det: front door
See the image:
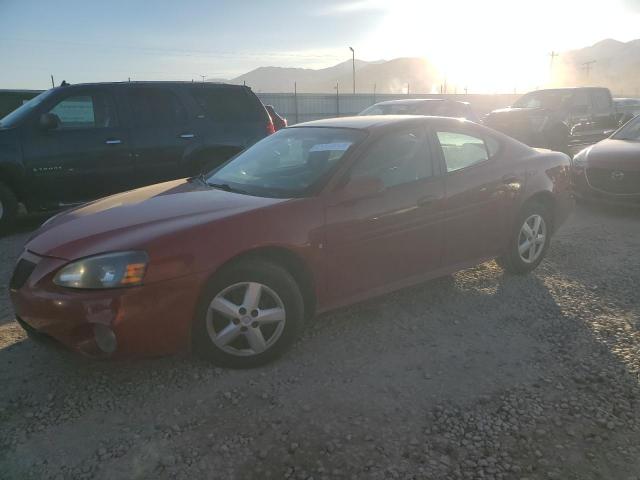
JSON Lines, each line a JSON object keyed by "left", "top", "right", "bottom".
{"left": 324, "top": 124, "right": 445, "bottom": 305}
{"left": 21, "top": 88, "right": 132, "bottom": 207}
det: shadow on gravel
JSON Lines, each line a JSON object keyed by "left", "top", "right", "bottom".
{"left": 2, "top": 215, "right": 640, "bottom": 478}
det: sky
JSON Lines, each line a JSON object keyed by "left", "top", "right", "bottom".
{"left": 1, "top": 0, "right": 640, "bottom": 90}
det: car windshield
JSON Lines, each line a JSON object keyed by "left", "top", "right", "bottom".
{"left": 612, "top": 115, "right": 640, "bottom": 140}
{"left": 513, "top": 90, "right": 573, "bottom": 109}
{"left": 205, "top": 127, "right": 365, "bottom": 198}
{"left": 360, "top": 102, "right": 443, "bottom": 116}
{"left": 0, "top": 89, "right": 53, "bottom": 128}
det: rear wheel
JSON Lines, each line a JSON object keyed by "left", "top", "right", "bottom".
{"left": 0, "top": 181, "right": 18, "bottom": 234}
{"left": 497, "top": 201, "right": 551, "bottom": 274}
{"left": 192, "top": 260, "right": 304, "bottom": 368}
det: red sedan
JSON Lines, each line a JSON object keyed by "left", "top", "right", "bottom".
{"left": 10, "top": 116, "right": 573, "bottom": 367}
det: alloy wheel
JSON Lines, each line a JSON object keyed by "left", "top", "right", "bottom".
{"left": 518, "top": 214, "right": 547, "bottom": 264}
{"left": 206, "top": 282, "right": 286, "bottom": 357}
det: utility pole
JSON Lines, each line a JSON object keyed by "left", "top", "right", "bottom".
{"left": 349, "top": 46, "right": 355, "bottom": 94}
{"left": 549, "top": 51, "right": 559, "bottom": 76}
{"left": 336, "top": 82, "right": 340, "bottom": 116}
{"left": 294, "top": 81, "right": 299, "bottom": 124}
{"left": 582, "top": 60, "right": 596, "bottom": 80}
{"left": 50, "top": 75, "right": 55, "bottom": 88}
{"left": 200, "top": 75, "right": 206, "bottom": 83}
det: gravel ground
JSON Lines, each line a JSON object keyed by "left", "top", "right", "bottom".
{"left": 1, "top": 203, "right": 639, "bottom": 480}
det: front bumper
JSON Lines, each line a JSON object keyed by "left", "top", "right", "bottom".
{"left": 9, "top": 251, "right": 208, "bottom": 358}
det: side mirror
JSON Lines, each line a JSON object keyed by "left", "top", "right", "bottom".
{"left": 333, "top": 175, "right": 383, "bottom": 205}
{"left": 39, "top": 113, "right": 60, "bottom": 131}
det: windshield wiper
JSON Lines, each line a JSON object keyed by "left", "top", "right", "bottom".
{"left": 206, "top": 181, "right": 248, "bottom": 194}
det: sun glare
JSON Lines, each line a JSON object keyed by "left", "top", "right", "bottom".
{"left": 359, "top": 0, "right": 636, "bottom": 93}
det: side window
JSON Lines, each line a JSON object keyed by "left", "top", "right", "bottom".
{"left": 49, "top": 93, "right": 117, "bottom": 129}
{"left": 350, "top": 127, "right": 431, "bottom": 188}
{"left": 190, "top": 88, "right": 258, "bottom": 121}
{"left": 592, "top": 90, "right": 612, "bottom": 113}
{"left": 436, "top": 131, "right": 489, "bottom": 173}
{"left": 128, "top": 89, "right": 187, "bottom": 127}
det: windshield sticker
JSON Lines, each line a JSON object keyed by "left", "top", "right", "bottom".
{"left": 309, "top": 142, "right": 352, "bottom": 152}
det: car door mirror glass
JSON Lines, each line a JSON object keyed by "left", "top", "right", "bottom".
{"left": 39, "top": 112, "right": 60, "bottom": 130}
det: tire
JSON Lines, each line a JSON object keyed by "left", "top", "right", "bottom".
{"left": 0, "top": 181, "right": 18, "bottom": 234}
{"left": 192, "top": 260, "right": 305, "bottom": 368}
{"left": 497, "top": 201, "right": 552, "bottom": 274}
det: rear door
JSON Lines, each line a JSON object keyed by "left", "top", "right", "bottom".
{"left": 590, "top": 89, "right": 618, "bottom": 138}
{"left": 433, "top": 125, "right": 516, "bottom": 267}
{"left": 125, "top": 86, "right": 196, "bottom": 187}
{"left": 21, "top": 87, "right": 133, "bottom": 205}
{"left": 189, "top": 85, "right": 270, "bottom": 157}
{"left": 567, "top": 90, "right": 597, "bottom": 145}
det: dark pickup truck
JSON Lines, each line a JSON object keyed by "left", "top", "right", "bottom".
{"left": 0, "top": 81, "right": 275, "bottom": 232}
{"left": 483, "top": 87, "right": 620, "bottom": 153}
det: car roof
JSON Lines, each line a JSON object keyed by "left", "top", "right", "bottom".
{"left": 48, "top": 81, "right": 248, "bottom": 91}
{"left": 293, "top": 115, "right": 471, "bottom": 130}
{"left": 370, "top": 98, "right": 469, "bottom": 106}
{"left": 526, "top": 87, "right": 608, "bottom": 93}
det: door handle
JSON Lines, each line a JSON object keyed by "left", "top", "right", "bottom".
{"left": 179, "top": 133, "right": 195, "bottom": 139}
{"left": 501, "top": 175, "right": 521, "bottom": 184}
{"left": 501, "top": 175, "right": 522, "bottom": 191}
{"left": 105, "top": 139, "right": 122, "bottom": 145}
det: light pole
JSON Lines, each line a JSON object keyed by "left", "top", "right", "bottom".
{"left": 349, "top": 46, "right": 355, "bottom": 94}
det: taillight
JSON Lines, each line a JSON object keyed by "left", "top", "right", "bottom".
{"left": 266, "top": 120, "right": 276, "bottom": 135}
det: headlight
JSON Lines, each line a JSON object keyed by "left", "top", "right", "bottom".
{"left": 53, "top": 251, "right": 148, "bottom": 289}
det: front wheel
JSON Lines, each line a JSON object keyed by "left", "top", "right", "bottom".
{"left": 192, "top": 260, "right": 305, "bottom": 368}
{"left": 497, "top": 202, "right": 551, "bottom": 274}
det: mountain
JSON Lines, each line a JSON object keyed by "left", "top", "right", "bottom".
{"left": 552, "top": 38, "right": 640, "bottom": 95}
{"left": 219, "top": 38, "right": 640, "bottom": 95}
{"left": 228, "top": 57, "right": 441, "bottom": 94}
{"left": 229, "top": 59, "right": 372, "bottom": 93}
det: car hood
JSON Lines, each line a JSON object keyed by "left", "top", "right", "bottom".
{"left": 582, "top": 139, "right": 640, "bottom": 170}
{"left": 26, "top": 179, "right": 286, "bottom": 260}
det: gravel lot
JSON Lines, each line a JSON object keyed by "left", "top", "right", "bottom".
{"left": 1, "top": 203, "right": 639, "bottom": 480}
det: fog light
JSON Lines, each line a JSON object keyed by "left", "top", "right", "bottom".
{"left": 93, "top": 324, "right": 117, "bottom": 354}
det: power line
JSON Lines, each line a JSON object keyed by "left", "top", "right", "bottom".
{"left": 0, "top": 36, "right": 345, "bottom": 61}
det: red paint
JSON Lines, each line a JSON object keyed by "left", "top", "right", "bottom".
{"left": 10, "top": 117, "right": 574, "bottom": 358}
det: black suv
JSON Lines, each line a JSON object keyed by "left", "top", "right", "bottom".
{"left": 483, "top": 87, "right": 620, "bottom": 153}
{"left": 0, "top": 81, "right": 274, "bottom": 231}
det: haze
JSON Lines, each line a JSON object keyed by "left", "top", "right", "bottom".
{"left": 1, "top": 0, "right": 639, "bottom": 91}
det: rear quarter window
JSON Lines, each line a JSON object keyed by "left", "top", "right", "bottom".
{"left": 190, "top": 87, "right": 264, "bottom": 122}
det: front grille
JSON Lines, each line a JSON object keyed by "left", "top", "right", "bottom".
{"left": 586, "top": 168, "right": 640, "bottom": 195}
{"left": 10, "top": 259, "right": 37, "bottom": 290}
